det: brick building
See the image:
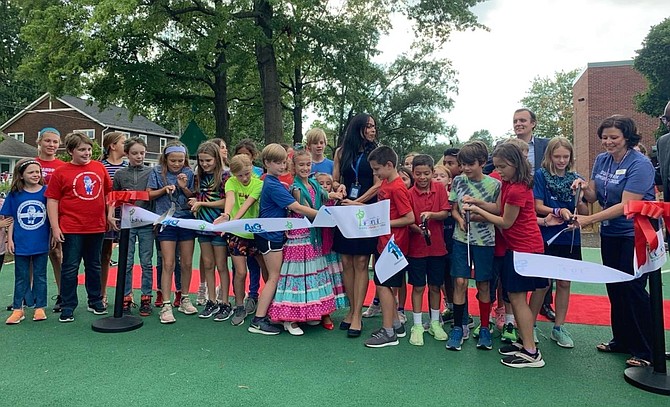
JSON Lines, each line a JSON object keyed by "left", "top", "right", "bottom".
{"left": 0, "top": 93, "right": 178, "bottom": 167}
{"left": 573, "top": 60, "right": 658, "bottom": 177}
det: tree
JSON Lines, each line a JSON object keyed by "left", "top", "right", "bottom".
{"left": 468, "top": 129, "right": 494, "bottom": 152}
{"left": 520, "top": 69, "right": 579, "bottom": 141}
{"left": 634, "top": 17, "right": 670, "bottom": 130}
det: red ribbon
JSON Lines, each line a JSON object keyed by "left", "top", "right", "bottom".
{"left": 107, "top": 191, "right": 150, "bottom": 207}
{"left": 623, "top": 201, "right": 670, "bottom": 268}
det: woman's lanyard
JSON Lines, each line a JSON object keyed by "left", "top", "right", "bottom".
{"left": 602, "top": 149, "right": 631, "bottom": 209}
{"left": 350, "top": 153, "right": 364, "bottom": 199}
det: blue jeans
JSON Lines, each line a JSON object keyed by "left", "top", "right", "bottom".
{"left": 61, "top": 233, "right": 104, "bottom": 312}
{"left": 155, "top": 239, "right": 181, "bottom": 291}
{"left": 13, "top": 253, "right": 48, "bottom": 309}
{"left": 124, "top": 225, "right": 154, "bottom": 296}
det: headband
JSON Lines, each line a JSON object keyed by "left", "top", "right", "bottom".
{"left": 39, "top": 127, "right": 60, "bottom": 137}
{"left": 164, "top": 145, "right": 187, "bottom": 155}
{"left": 18, "top": 160, "right": 41, "bottom": 173}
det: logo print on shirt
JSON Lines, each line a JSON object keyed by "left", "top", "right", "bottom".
{"left": 17, "top": 200, "right": 47, "bottom": 231}
{"left": 72, "top": 171, "right": 103, "bottom": 201}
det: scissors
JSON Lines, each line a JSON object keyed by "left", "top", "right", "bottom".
{"left": 154, "top": 188, "right": 177, "bottom": 233}
{"left": 569, "top": 185, "right": 581, "bottom": 253}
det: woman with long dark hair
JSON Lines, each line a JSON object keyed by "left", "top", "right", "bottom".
{"left": 331, "top": 113, "right": 381, "bottom": 337}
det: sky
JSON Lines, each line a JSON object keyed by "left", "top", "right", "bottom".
{"left": 374, "top": 0, "right": 670, "bottom": 143}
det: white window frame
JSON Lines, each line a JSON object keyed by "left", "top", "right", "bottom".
{"left": 159, "top": 137, "right": 167, "bottom": 151}
{"left": 74, "top": 129, "right": 95, "bottom": 139}
{"left": 8, "top": 132, "right": 24, "bottom": 142}
{"left": 138, "top": 134, "right": 148, "bottom": 144}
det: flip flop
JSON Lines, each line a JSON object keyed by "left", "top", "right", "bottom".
{"left": 596, "top": 342, "right": 625, "bottom": 353}
{"left": 625, "top": 356, "right": 652, "bottom": 368}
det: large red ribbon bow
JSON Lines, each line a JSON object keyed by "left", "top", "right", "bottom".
{"left": 623, "top": 201, "right": 670, "bottom": 268}
{"left": 107, "top": 191, "right": 150, "bottom": 207}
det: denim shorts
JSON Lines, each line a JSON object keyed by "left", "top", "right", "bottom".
{"left": 450, "top": 240, "right": 494, "bottom": 281}
{"left": 254, "top": 235, "right": 285, "bottom": 255}
{"left": 500, "top": 250, "right": 549, "bottom": 294}
{"left": 156, "top": 225, "right": 196, "bottom": 242}
{"left": 408, "top": 256, "right": 446, "bottom": 287}
{"left": 198, "top": 233, "right": 227, "bottom": 247}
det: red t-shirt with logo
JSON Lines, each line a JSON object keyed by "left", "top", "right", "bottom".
{"left": 489, "top": 171, "right": 507, "bottom": 257}
{"left": 500, "top": 180, "right": 544, "bottom": 254}
{"left": 408, "top": 180, "right": 449, "bottom": 258}
{"left": 45, "top": 161, "right": 112, "bottom": 234}
{"left": 377, "top": 176, "right": 412, "bottom": 254}
{"left": 35, "top": 157, "right": 66, "bottom": 185}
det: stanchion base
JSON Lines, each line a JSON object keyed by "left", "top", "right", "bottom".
{"left": 91, "top": 315, "right": 144, "bottom": 333}
{"left": 624, "top": 366, "right": 670, "bottom": 396}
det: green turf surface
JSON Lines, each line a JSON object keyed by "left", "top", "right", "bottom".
{"left": 1, "top": 246, "right": 669, "bottom": 406}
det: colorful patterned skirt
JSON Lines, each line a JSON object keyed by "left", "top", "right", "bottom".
{"left": 325, "top": 252, "right": 349, "bottom": 310}
{"left": 268, "top": 230, "right": 336, "bottom": 322}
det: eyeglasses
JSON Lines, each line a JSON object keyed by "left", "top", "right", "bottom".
{"left": 660, "top": 116, "right": 670, "bottom": 125}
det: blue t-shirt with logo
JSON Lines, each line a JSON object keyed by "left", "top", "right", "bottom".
{"left": 258, "top": 174, "right": 296, "bottom": 242}
{"left": 533, "top": 168, "right": 582, "bottom": 246}
{"left": 591, "top": 150, "right": 655, "bottom": 237}
{"left": 311, "top": 158, "right": 334, "bottom": 175}
{"left": 0, "top": 186, "right": 50, "bottom": 255}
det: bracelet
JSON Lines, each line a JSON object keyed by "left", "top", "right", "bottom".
{"left": 543, "top": 217, "right": 548, "bottom": 227}
{"left": 553, "top": 207, "right": 560, "bottom": 216}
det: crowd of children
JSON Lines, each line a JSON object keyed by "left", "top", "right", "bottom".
{"left": 2, "top": 114, "right": 597, "bottom": 370}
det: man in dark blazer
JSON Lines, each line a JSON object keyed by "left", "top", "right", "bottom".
{"left": 512, "top": 108, "right": 549, "bottom": 172}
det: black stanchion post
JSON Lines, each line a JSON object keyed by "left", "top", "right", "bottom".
{"left": 623, "top": 268, "right": 670, "bottom": 395}
{"left": 91, "top": 227, "right": 144, "bottom": 333}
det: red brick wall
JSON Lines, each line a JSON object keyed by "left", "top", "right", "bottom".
{"left": 573, "top": 63, "right": 658, "bottom": 177}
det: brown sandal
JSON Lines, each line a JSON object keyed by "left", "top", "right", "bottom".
{"left": 625, "top": 356, "right": 652, "bottom": 368}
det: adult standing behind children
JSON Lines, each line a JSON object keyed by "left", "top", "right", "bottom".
{"left": 34, "top": 127, "right": 65, "bottom": 313}
{"left": 46, "top": 132, "right": 113, "bottom": 322}
{"left": 332, "top": 113, "right": 381, "bottom": 337}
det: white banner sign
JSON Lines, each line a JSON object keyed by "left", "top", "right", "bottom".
{"left": 311, "top": 200, "right": 390, "bottom": 238}
{"left": 634, "top": 227, "right": 667, "bottom": 275}
{"left": 514, "top": 251, "right": 637, "bottom": 283}
{"left": 374, "top": 234, "right": 408, "bottom": 284}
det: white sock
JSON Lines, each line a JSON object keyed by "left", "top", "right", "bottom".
{"left": 505, "top": 314, "right": 515, "bottom": 325}
{"left": 413, "top": 312, "right": 422, "bottom": 325}
{"left": 430, "top": 308, "right": 440, "bottom": 322}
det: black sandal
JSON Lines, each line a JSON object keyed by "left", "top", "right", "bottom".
{"left": 625, "top": 356, "right": 652, "bottom": 368}
{"left": 596, "top": 342, "right": 624, "bottom": 353}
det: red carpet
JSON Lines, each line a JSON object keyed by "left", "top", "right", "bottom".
{"left": 84, "top": 266, "right": 670, "bottom": 329}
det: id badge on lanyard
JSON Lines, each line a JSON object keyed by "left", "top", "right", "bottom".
{"left": 350, "top": 153, "right": 364, "bottom": 199}
{"left": 350, "top": 183, "right": 360, "bottom": 199}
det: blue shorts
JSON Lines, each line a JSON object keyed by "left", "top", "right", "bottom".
{"left": 408, "top": 256, "right": 446, "bottom": 287}
{"left": 500, "top": 250, "right": 549, "bottom": 293}
{"left": 450, "top": 241, "right": 494, "bottom": 281}
{"left": 254, "top": 235, "right": 285, "bottom": 255}
{"left": 156, "top": 225, "right": 196, "bottom": 242}
{"left": 198, "top": 233, "right": 227, "bottom": 247}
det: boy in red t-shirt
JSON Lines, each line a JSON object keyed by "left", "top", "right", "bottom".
{"left": 363, "top": 146, "right": 414, "bottom": 348}
{"left": 46, "top": 132, "right": 113, "bottom": 322}
{"left": 406, "top": 154, "right": 451, "bottom": 346}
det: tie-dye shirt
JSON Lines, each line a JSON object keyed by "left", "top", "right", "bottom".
{"left": 449, "top": 174, "right": 500, "bottom": 247}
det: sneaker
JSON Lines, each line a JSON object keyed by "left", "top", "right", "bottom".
{"left": 467, "top": 317, "right": 475, "bottom": 329}
{"left": 213, "top": 303, "right": 233, "bottom": 322}
{"left": 244, "top": 296, "right": 258, "bottom": 315}
{"left": 59, "top": 310, "right": 74, "bottom": 323}
{"left": 5, "top": 310, "right": 25, "bottom": 324}
{"left": 231, "top": 306, "right": 246, "bottom": 326}
{"left": 364, "top": 328, "right": 399, "bottom": 348}
{"left": 362, "top": 303, "right": 381, "bottom": 318}
{"left": 177, "top": 296, "right": 197, "bottom": 315}
{"left": 248, "top": 316, "right": 281, "bottom": 335}
{"left": 446, "top": 327, "right": 464, "bottom": 351}
{"left": 160, "top": 304, "right": 176, "bottom": 324}
{"left": 215, "top": 286, "right": 225, "bottom": 303}
{"left": 173, "top": 291, "right": 182, "bottom": 307}
{"left": 33, "top": 308, "right": 47, "bottom": 321}
{"left": 87, "top": 302, "right": 108, "bottom": 315}
{"left": 551, "top": 326, "right": 575, "bottom": 348}
{"left": 199, "top": 300, "right": 219, "bottom": 319}
{"left": 154, "top": 290, "right": 164, "bottom": 307}
{"left": 409, "top": 324, "right": 424, "bottom": 346}
{"left": 534, "top": 326, "right": 540, "bottom": 344}
{"left": 122, "top": 295, "right": 134, "bottom": 315}
{"left": 501, "top": 348, "right": 545, "bottom": 368}
{"left": 477, "top": 326, "right": 493, "bottom": 350}
{"left": 5, "top": 304, "right": 11, "bottom": 311}
{"left": 462, "top": 325, "right": 470, "bottom": 340}
{"left": 441, "top": 307, "right": 454, "bottom": 322}
{"left": 52, "top": 295, "right": 62, "bottom": 313}
{"left": 428, "top": 320, "right": 448, "bottom": 341}
{"left": 501, "top": 323, "right": 518, "bottom": 344}
{"left": 395, "top": 323, "right": 406, "bottom": 338}
{"left": 494, "top": 307, "right": 505, "bottom": 332}
{"left": 110, "top": 259, "right": 118, "bottom": 267}
{"left": 139, "top": 295, "right": 152, "bottom": 317}
{"left": 540, "top": 303, "right": 556, "bottom": 322}
{"left": 397, "top": 311, "right": 407, "bottom": 324}
{"left": 498, "top": 341, "right": 524, "bottom": 356}
{"left": 473, "top": 323, "right": 481, "bottom": 339}
{"left": 196, "top": 285, "right": 207, "bottom": 306}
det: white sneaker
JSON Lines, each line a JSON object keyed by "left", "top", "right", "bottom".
{"left": 160, "top": 304, "right": 176, "bottom": 324}
{"left": 178, "top": 296, "right": 198, "bottom": 315}
{"left": 362, "top": 303, "right": 381, "bottom": 318}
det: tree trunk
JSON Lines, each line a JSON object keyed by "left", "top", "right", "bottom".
{"left": 254, "top": 0, "right": 283, "bottom": 145}
{"left": 213, "top": 65, "right": 230, "bottom": 145}
{"left": 292, "top": 67, "right": 303, "bottom": 145}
